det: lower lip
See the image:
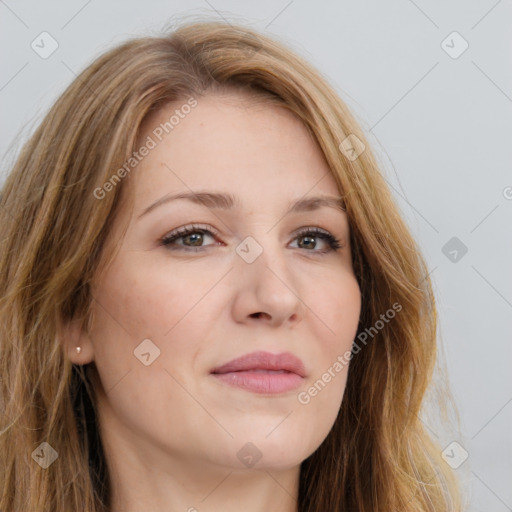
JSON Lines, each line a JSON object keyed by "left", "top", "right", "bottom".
{"left": 212, "top": 370, "right": 303, "bottom": 394}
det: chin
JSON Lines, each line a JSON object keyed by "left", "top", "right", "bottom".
{"left": 231, "top": 430, "right": 321, "bottom": 471}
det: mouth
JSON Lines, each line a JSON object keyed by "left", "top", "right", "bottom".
{"left": 210, "top": 351, "right": 306, "bottom": 394}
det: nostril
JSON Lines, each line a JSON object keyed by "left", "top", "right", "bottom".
{"left": 250, "top": 312, "right": 265, "bottom": 319}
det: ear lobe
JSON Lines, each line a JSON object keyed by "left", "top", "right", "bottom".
{"left": 59, "top": 317, "right": 95, "bottom": 365}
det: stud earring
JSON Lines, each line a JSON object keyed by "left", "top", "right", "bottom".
{"left": 75, "top": 346, "right": 82, "bottom": 354}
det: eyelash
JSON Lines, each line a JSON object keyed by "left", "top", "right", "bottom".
{"left": 160, "top": 224, "right": 343, "bottom": 255}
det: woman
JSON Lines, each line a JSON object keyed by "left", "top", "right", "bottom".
{"left": 0, "top": 20, "right": 463, "bottom": 511}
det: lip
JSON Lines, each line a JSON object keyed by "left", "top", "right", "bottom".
{"left": 210, "top": 351, "right": 306, "bottom": 395}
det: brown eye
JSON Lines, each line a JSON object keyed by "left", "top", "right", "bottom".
{"left": 161, "top": 225, "right": 219, "bottom": 251}
{"left": 160, "top": 225, "right": 342, "bottom": 255}
{"left": 291, "top": 228, "right": 343, "bottom": 254}
{"left": 297, "top": 234, "right": 317, "bottom": 250}
{"left": 181, "top": 232, "right": 205, "bottom": 247}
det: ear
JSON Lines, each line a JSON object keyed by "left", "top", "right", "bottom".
{"left": 58, "top": 316, "right": 95, "bottom": 365}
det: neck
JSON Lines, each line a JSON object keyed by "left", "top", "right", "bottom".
{"left": 109, "top": 459, "right": 300, "bottom": 512}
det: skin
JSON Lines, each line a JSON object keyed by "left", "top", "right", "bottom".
{"left": 64, "top": 91, "right": 362, "bottom": 512}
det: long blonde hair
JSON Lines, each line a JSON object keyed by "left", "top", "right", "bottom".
{"left": 0, "top": 20, "right": 463, "bottom": 511}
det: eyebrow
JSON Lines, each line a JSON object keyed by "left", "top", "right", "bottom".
{"left": 137, "top": 191, "right": 346, "bottom": 219}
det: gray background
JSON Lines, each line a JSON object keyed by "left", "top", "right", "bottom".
{"left": 1, "top": 1, "right": 511, "bottom": 510}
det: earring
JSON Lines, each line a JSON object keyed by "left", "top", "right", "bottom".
{"left": 75, "top": 346, "right": 82, "bottom": 354}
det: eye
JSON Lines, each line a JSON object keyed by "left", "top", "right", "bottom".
{"left": 290, "top": 227, "right": 343, "bottom": 254}
{"left": 160, "top": 224, "right": 343, "bottom": 254}
{"left": 160, "top": 224, "right": 220, "bottom": 252}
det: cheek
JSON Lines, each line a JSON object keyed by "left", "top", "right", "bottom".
{"left": 89, "top": 256, "right": 233, "bottom": 394}
{"left": 96, "top": 257, "right": 222, "bottom": 339}
{"left": 300, "top": 272, "right": 360, "bottom": 408}
{"left": 88, "top": 259, "right": 219, "bottom": 434}
{"left": 308, "top": 271, "right": 361, "bottom": 351}
{"left": 88, "top": 261, "right": 199, "bottom": 388}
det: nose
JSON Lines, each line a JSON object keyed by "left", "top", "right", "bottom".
{"left": 230, "top": 236, "right": 304, "bottom": 328}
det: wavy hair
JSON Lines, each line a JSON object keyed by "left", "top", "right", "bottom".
{"left": 0, "top": 19, "right": 463, "bottom": 511}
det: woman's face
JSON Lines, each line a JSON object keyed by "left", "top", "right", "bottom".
{"left": 72, "top": 92, "right": 361, "bottom": 475}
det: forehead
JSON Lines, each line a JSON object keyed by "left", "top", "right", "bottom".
{"left": 129, "top": 92, "right": 340, "bottom": 212}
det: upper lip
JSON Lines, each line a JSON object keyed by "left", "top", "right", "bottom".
{"left": 211, "top": 351, "right": 306, "bottom": 378}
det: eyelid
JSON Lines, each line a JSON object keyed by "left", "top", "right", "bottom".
{"left": 293, "top": 225, "right": 330, "bottom": 236}
{"left": 163, "top": 223, "right": 220, "bottom": 239}
{"left": 160, "top": 223, "right": 344, "bottom": 254}
{"left": 160, "top": 223, "right": 222, "bottom": 248}
{"left": 162, "top": 224, "right": 332, "bottom": 243}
